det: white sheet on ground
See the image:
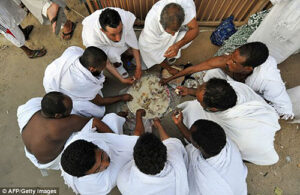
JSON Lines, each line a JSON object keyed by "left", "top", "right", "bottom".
{"left": 82, "top": 8, "right": 138, "bottom": 64}
{"left": 178, "top": 81, "right": 281, "bottom": 165}
{"left": 43, "top": 46, "right": 106, "bottom": 118}
{"left": 186, "top": 139, "right": 247, "bottom": 195}
{"left": 117, "top": 138, "right": 189, "bottom": 195}
{"left": 61, "top": 118, "right": 137, "bottom": 195}
{"left": 139, "top": 0, "right": 196, "bottom": 68}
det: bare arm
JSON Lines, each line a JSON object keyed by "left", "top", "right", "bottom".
{"left": 174, "top": 18, "right": 199, "bottom": 50}
{"left": 90, "top": 94, "right": 133, "bottom": 106}
{"left": 92, "top": 118, "right": 114, "bottom": 133}
{"left": 164, "top": 18, "right": 199, "bottom": 58}
{"left": 132, "top": 48, "right": 142, "bottom": 80}
{"left": 133, "top": 109, "right": 146, "bottom": 136}
{"left": 105, "top": 60, "right": 135, "bottom": 84}
{"left": 161, "top": 56, "right": 228, "bottom": 84}
{"left": 153, "top": 118, "right": 169, "bottom": 141}
{"left": 176, "top": 86, "right": 197, "bottom": 97}
{"left": 171, "top": 111, "right": 191, "bottom": 142}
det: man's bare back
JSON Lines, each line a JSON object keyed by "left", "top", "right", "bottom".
{"left": 22, "top": 111, "right": 89, "bottom": 164}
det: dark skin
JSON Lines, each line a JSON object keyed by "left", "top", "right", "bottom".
{"left": 21, "top": 95, "right": 115, "bottom": 164}
{"left": 21, "top": 96, "right": 90, "bottom": 164}
{"left": 87, "top": 65, "right": 134, "bottom": 106}
{"left": 85, "top": 109, "right": 146, "bottom": 175}
{"left": 171, "top": 111, "right": 212, "bottom": 159}
{"left": 175, "top": 84, "right": 219, "bottom": 112}
{"left": 160, "top": 49, "right": 254, "bottom": 84}
{"left": 153, "top": 118, "right": 170, "bottom": 141}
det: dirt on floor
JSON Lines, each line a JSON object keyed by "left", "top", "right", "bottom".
{"left": 0, "top": 1, "right": 299, "bottom": 195}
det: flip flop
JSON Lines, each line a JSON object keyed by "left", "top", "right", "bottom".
{"left": 28, "top": 48, "right": 47, "bottom": 59}
{"left": 62, "top": 22, "right": 76, "bottom": 40}
{"left": 49, "top": 7, "right": 67, "bottom": 35}
{"left": 116, "top": 65, "right": 129, "bottom": 78}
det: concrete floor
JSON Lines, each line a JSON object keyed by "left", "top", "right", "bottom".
{"left": 0, "top": 1, "right": 299, "bottom": 195}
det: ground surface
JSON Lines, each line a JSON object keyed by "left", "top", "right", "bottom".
{"left": 0, "top": 1, "right": 299, "bottom": 195}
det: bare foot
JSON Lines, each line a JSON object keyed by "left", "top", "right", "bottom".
{"left": 47, "top": 3, "right": 59, "bottom": 33}
{"left": 61, "top": 20, "right": 76, "bottom": 40}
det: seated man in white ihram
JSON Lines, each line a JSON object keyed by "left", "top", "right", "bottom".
{"left": 43, "top": 46, "right": 133, "bottom": 118}
{"left": 60, "top": 109, "right": 146, "bottom": 195}
{"left": 82, "top": 7, "right": 142, "bottom": 79}
{"left": 117, "top": 118, "right": 189, "bottom": 195}
{"left": 172, "top": 113, "right": 248, "bottom": 195}
{"left": 176, "top": 78, "right": 281, "bottom": 165}
{"left": 139, "top": 0, "right": 199, "bottom": 75}
{"left": 162, "top": 42, "right": 294, "bottom": 120}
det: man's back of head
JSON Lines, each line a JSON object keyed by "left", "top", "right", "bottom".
{"left": 79, "top": 46, "right": 107, "bottom": 69}
{"left": 202, "top": 78, "right": 237, "bottom": 111}
{"left": 61, "top": 139, "right": 98, "bottom": 177}
{"left": 190, "top": 119, "right": 226, "bottom": 158}
{"left": 99, "top": 8, "right": 121, "bottom": 31}
{"left": 134, "top": 133, "right": 167, "bottom": 175}
{"left": 238, "top": 42, "right": 269, "bottom": 68}
{"left": 160, "top": 3, "right": 185, "bottom": 32}
{"left": 41, "top": 91, "right": 72, "bottom": 118}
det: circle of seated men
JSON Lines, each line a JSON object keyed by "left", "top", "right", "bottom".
{"left": 17, "top": 0, "right": 293, "bottom": 194}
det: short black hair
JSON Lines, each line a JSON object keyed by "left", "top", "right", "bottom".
{"left": 61, "top": 140, "right": 98, "bottom": 177}
{"left": 41, "top": 92, "right": 67, "bottom": 118}
{"left": 79, "top": 46, "right": 107, "bottom": 69}
{"left": 160, "top": 3, "right": 185, "bottom": 31}
{"left": 99, "top": 8, "right": 121, "bottom": 31}
{"left": 204, "top": 78, "right": 237, "bottom": 110}
{"left": 191, "top": 119, "right": 226, "bottom": 156}
{"left": 134, "top": 133, "right": 167, "bottom": 175}
{"left": 238, "top": 42, "right": 269, "bottom": 68}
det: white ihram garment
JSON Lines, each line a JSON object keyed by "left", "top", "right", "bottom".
{"left": 43, "top": 46, "right": 106, "bottom": 118}
{"left": 178, "top": 81, "right": 281, "bottom": 165}
{"left": 117, "top": 138, "right": 189, "bottom": 195}
{"left": 204, "top": 56, "right": 293, "bottom": 119}
{"left": 82, "top": 8, "right": 138, "bottom": 64}
{"left": 139, "top": 0, "right": 196, "bottom": 68}
{"left": 186, "top": 139, "right": 247, "bottom": 195}
{"left": 61, "top": 118, "right": 137, "bottom": 195}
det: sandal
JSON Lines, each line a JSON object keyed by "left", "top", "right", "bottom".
{"left": 116, "top": 65, "right": 129, "bottom": 78}
{"left": 49, "top": 7, "right": 67, "bottom": 35}
{"left": 28, "top": 48, "right": 47, "bottom": 59}
{"left": 62, "top": 22, "right": 76, "bottom": 40}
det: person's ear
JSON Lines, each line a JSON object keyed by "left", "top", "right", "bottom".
{"left": 209, "top": 107, "right": 218, "bottom": 112}
{"left": 89, "top": 67, "right": 95, "bottom": 72}
{"left": 245, "top": 66, "right": 253, "bottom": 71}
{"left": 54, "top": 113, "right": 63, "bottom": 119}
